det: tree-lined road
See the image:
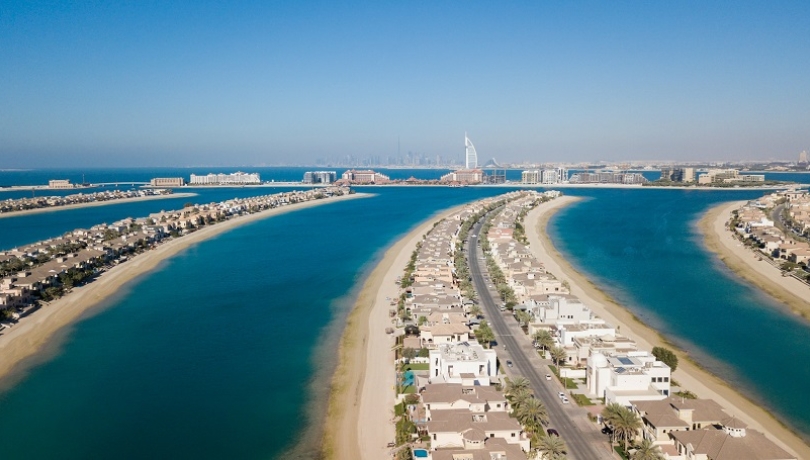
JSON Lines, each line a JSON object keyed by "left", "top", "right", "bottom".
{"left": 466, "top": 216, "right": 613, "bottom": 460}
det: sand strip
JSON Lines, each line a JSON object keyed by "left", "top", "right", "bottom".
{"left": 0, "top": 192, "right": 198, "bottom": 220}
{"left": 324, "top": 204, "right": 467, "bottom": 460}
{"left": 700, "top": 201, "right": 810, "bottom": 319}
{"left": 526, "top": 196, "right": 810, "bottom": 459}
{"left": 0, "top": 193, "right": 369, "bottom": 383}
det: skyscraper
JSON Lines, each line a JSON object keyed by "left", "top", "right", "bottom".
{"left": 799, "top": 150, "right": 809, "bottom": 165}
{"left": 465, "top": 133, "right": 478, "bottom": 169}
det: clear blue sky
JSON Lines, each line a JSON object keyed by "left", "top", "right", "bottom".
{"left": 1, "top": 1, "right": 808, "bottom": 167}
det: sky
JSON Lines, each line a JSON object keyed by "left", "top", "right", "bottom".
{"left": 1, "top": 1, "right": 809, "bottom": 167}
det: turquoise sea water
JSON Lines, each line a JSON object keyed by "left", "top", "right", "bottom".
{"left": 0, "top": 186, "right": 507, "bottom": 459}
{"left": 1, "top": 171, "right": 809, "bottom": 458}
{"left": 548, "top": 188, "right": 810, "bottom": 441}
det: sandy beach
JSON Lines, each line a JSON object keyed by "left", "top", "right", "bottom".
{"left": 526, "top": 196, "right": 810, "bottom": 459}
{"left": 699, "top": 201, "right": 810, "bottom": 319}
{"left": 0, "top": 192, "right": 198, "bottom": 220}
{"left": 323, "top": 204, "right": 466, "bottom": 460}
{"left": 0, "top": 192, "right": 369, "bottom": 383}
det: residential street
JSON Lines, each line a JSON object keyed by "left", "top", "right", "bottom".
{"left": 466, "top": 217, "right": 614, "bottom": 460}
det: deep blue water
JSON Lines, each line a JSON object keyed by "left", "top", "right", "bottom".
{"left": 548, "top": 188, "right": 810, "bottom": 440}
{"left": 0, "top": 186, "right": 509, "bottom": 460}
{"left": 1, "top": 169, "right": 810, "bottom": 458}
{"left": 0, "top": 187, "right": 320, "bottom": 250}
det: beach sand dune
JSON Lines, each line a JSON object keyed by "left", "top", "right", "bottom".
{"left": 525, "top": 196, "right": 809, "bottom": 459}
{"left": 0, "top": 193, "right": 368, "bottom": 384}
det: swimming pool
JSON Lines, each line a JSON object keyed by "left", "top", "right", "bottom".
{"left": 413, "top": 448, "right": 429, "bottom": 458}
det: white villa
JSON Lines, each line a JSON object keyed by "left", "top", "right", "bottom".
{"left": 429, "top": 341, "right": 498, "bottom": 386}
{"left": 587, "top": 351, "right": 671, "bottom": 405}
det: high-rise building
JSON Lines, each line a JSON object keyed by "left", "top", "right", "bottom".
{"left": 465, "top": 133, "right": 478, "bottom": 169}
{"left": 800, "top": 150, "right": 809, "bottom": 165}
{"left": 521, "top": 168, "right": 567, "bottom": 185}
{"left": 303, "top": 171, "right": 336, "bottom": 184}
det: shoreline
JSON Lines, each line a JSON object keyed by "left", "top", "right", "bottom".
{"left": 699, "top": 201, "right": 810, "bottom": 320}
{"left": 0, "top": 193, "right": 370, "bottom": 385}
{"left": 322, "top": 204, "right": 467, "bottom": 460}
{"left": 0, "top": 192, "right": 198, "bottom": 220}
{"left": 526, "top": 196, "right": 810, "bottom": 459}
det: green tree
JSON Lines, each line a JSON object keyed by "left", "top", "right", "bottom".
{"left": 469, "top": 304, "right": 482, "bottom": 318}
{"left": 549, "top": 346, "right": 567, "bottom": 366}
{"left": 417, "top": 315, "right": 427, "bottom": 326}
{"left": 402, "top": 348, "right": 418, "bottom": 360}
{"left": 533, "top": 330, "right": 554, "bottom": 352}
{"left": 602, "top": 403, "right": 641, "bottom": 453}
{"left": 630, "top": 438, "right": 664, "bottom": 460}
{"left": 533, "top": 433, "right": 568, "bottom": 459}
{"left": 515, "top": 309, "right": 532, "bottom": 328}
{"left": 516, "top": 397, "right": 549, "bottom": 434}
{"left": 509, "top": 388, "right": 533, "bottom": 413}
{"left": 651, "top": 346, "right": 679, "bottom": 372}
{"left": 505, "top": 376, "right": 531, "bottom": 397}
{"left": 475, "top": 320, "right": 495, "bottom": 347}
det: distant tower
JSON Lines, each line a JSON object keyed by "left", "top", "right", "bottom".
{"left": 799, "top": 150, "right": 809, "bottom": 165}
{"left": 465, "top": 133, "right": 478, "bottom": 169}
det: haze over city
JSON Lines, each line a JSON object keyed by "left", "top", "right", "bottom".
{"left": 1, "top": 1, "right": 808, "bottom": 167}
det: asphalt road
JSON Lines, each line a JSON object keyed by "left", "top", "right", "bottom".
{"left": 467, "top": 217, "right": 613, "bottom": 460}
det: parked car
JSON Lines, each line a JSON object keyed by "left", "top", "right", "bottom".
{"left": 506, "top": 360, "right": 513, "bottom": 367}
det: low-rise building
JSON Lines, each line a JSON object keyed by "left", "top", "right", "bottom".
{"left": 48, "top": 179, "right": 74, "bottom": 189}
{"left": 150, "top": 177, "right": 185, "bottom": 187}
{"left": 668, "top": 419, "right": 795, "bottom": 460}
{"left": 340, "top": 169, "right": 390, "bottom": 183}
{"left": 429, "top": 341, "right": 498, "bottom": 386}
{"left": 441, "top": 169, "right": 484, "bottom": 184}
{"left": 586, "top": 351, "right": 671, "bottom": 405}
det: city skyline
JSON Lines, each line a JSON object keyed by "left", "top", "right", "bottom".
{"left": 1, "top": 2, "right": 809, "bottom": 168}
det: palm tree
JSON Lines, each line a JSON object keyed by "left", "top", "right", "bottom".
{"left": 505, "top": 376, "right": 531, "bottom": 396}
{"left": 630, "top": 438, "right": 664, "bottom": 460}
{"left": 516, "top": 397, "right": 549, "bottom": 434}
{"left": 606, "top": 405, "right": 641, "bottom": 453}
{"left": 510, "top": 388, "right": 533, "bottom": 414}
{"left": 601, "top": 403, "right": 623, "bottom": 445}
{"left": 533, "top": 434, "right": 567, "bottom": 459}
{"left": 475, "top": 320, "right": 495, "bottom": 347}
{"left": 469, "top": 304, "right": 483, "bottom": 318}
{"left": 533, "top": 330, "right": 554, "bottom": 350}
{"left": 516, "top": 309, "right": 532, "bottom": 327}
{"left": 549, "top": 346, "right": 567, "bottom": 366}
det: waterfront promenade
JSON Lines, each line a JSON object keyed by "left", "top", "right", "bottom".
{"left": 0, "top": 191, "right": 368, "bottom": 384}
{"left": 526, "top": 196, "right": 809, "bottom": 459}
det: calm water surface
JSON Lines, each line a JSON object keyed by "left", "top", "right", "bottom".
{"left": 1, "top": 173, "right": 810, "bottom": 457}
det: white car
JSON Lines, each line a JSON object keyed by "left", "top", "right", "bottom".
{"left": 545, "top": 374, "right": 552, "bottom": 381}
{"left": 562, "top": 396, "right": 570, "bottom": 404}
{"left": 558, "top": 392, "right": 565, "bottom": 399}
